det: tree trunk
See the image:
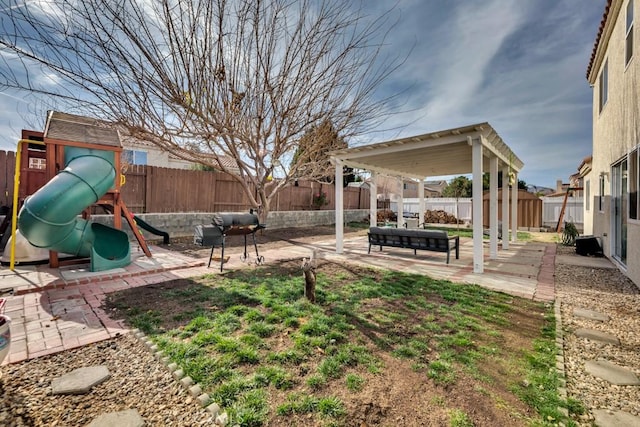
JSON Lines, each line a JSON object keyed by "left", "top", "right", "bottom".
{"left": 301, "top": 251, "right": 317, "bottom": 303}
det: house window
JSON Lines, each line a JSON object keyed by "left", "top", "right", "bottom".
{"left": 123, "top": 150, "right": 148, "bottom": 165}
{"left": 630, "top": 148, "right": 639, "bottom": 220}
{"left": 599, "top": 60, "right": 608, "bottom": 112}
{"left": 28, "top": 157, "right": 46, "bottom": 170}
{"left": 585, "top": 179, "right": 590, "bottom": 211}
{"left": 626, "top": 0, "right": 634, "bottom": 66}
{"left": 599, "top": 173, "right": 606, "bottom": 212}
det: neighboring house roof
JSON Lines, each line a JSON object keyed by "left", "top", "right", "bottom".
{"left": 586, "top": 0, "right": 615, "bottom": 81}
{"left": 424, "top": 180, "right": 447, "bottom": 193}
{"left": 577, "top": 155, "right": 593, "bottom": 178}
{"left": 569, "top": 172, "right": 583, "bottom": 187}
{"left": 167, "top": 150, "right": 239, "bottom": 172}
{"left": 527, "top": 184, "right": 555, "bottom": 196}
{"left": 120, "top": 133, "right": 239, "bottom": 173}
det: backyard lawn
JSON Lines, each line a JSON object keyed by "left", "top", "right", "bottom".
{"left": 104, "top": 259, "right": 573, "bottom": 427}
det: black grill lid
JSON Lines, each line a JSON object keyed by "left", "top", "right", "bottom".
{"left": 212, "top": 212, "right": 261, "bottom": 228}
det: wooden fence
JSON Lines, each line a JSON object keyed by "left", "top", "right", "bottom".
{"left": 0, "top": 150, "right": 16, "bottom": 208}
{"left": 0, "top": 151, "right": 369, "bottom": 213}
{"left": 120, "top": 165, "right": 369, "bottom": 213}
{"left": 481, "top": 189, "right": 543, "bottom": 229}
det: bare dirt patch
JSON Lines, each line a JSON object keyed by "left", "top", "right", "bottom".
{"left": 153, "top": 225, "right": 368, "bottom": 259}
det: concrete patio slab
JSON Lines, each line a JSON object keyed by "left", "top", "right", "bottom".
{"left": 555, "top": 254, "right": 616, "bottom": 269}
{"left": 60, "top": 266, "right": 127, "bottom": 281}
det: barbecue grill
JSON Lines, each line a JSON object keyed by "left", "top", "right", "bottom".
{"left": 194, "top": 211, "right": 266, "bottom": 271}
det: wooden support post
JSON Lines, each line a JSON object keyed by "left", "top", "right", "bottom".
{"left": 119, "top": 199, "right": 152, "bottom": 257}
{"left": 556, "top": 187, "right": 583, "bottom": 232}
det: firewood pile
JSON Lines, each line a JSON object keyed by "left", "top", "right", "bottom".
{"left": 423, "top": 210, "right": 462, "bottom": 224}
{"left": 376, "top": 210, "right": 397, "bottom": 222}
{"left": 374, "top": 209, "right": 460, "bottom": 224}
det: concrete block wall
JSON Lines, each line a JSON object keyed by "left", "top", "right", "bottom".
{"left": 91, "top": 210, "right": 369, "bottom": 241}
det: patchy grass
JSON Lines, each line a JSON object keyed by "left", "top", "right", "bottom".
{"left": 105, "top": 260, "right": 577, "bottom": 426}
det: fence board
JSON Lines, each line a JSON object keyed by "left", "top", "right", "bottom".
{"left": 482, "top": 196, "right": 542, "bottom": 228}
{"left": 121, "top": 165, "right": 146, "bottom": 213}
{"left": 0, "top": 150, "right": 16, "bottom": 207}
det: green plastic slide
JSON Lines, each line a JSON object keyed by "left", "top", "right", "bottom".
{"left": 18, "top": 146, "right": 131, "bottom": 272}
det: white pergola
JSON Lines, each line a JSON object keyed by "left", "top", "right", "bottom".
{"left": 331, "top": 122, "right": 524, "bottom": 273}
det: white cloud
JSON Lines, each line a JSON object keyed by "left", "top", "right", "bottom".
{"left": 420, "top": 1, "right": 527, "bottom": 123}
{"left": 0, "top": 0, "right": 606, "bottom": 187}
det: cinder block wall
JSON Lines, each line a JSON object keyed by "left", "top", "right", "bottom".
{"left": 91, "top": 210, "right": 369, "bottom": 241}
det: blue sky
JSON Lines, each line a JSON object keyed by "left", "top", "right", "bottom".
{"left": 0, "top": 0, "right": 605, "bottom": 188}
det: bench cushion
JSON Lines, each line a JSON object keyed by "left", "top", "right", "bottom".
{"left": 369, "top": 227, "right": 448, "bottom": 239}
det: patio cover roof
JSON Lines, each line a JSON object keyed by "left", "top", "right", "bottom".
{"left": 330, "top": 122, "right": 524, "bottom": 274}
{"left": 330, "top": 122, "right": 523, "bottom": 179}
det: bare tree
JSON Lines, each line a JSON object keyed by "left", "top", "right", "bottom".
{"left": 376, "top": 175, "right": 401, "bottom": 202}
{"left": 0, "top": 0, "right": 406, "bottom": 219}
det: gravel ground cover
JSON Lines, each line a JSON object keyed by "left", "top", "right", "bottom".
{"left": 554, "top": 244, "right": 640, "bottom": 425}
{"left": 0, "top": 333, "right": 214, "bottom": 426}
{"left": 0, "top": 231, "right": 638, "bottom": 426}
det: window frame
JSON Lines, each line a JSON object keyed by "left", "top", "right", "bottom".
{"left": 123, "top": 149, "right": 148, "bottom": 166}
{"left": 599, "top": 59, "right": 608, "bottom": 113}
{"left": 626, "top": 0, "right": 634, "bottom": 66}
{"left": 28, "top": 157, "right": 46, "bottom": 170}
{"left": 599, "top": 173, "right": 606, "bottom": 212}
{"left": 585, "top": 179, "right": 591, "bottom": 211}
{"left": 630, "top": 148, "right": 639, "bottom": 221}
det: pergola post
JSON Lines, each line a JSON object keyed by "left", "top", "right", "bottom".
{"left": 471, "top": 136, "right": 484, "bottom": 273}
{"left": 511, "top": 173, "right": 518, "bottom": 243}
{"left": 335, "top": 159, "right": 344, "bottom": 254}
{"left": 502, "top": 165, "right": 510, "bottom": 250}
{"left": 489, "top": 156, "right": 499, "bottom": 259}
{"left": 418, "top": 180, "right": 425, "bottom": 226}
{"left": 369, "top": 172, "right": 377, "bottom": 228}
{"left": 397, "top": 177, "right": 404, "bottom": 228}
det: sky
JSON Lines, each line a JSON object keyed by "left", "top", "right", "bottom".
{"left": 0, "top": 0, "right": 606, "bottom": 189}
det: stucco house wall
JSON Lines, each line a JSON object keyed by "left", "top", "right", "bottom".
{"left": 121, "top": 138, "right": 194, "bottom": 169}
{"left": 588, "top": 0, "right": 640, "bottom": 286}
{"left": 121, "top": 136, "right": 239, "bottom": 173}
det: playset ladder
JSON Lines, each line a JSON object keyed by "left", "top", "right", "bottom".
{"left": 556, "top": 187, "right": 583, "bottom": 232}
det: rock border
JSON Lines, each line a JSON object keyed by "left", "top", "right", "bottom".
{"left": 554, "top": 298, "right": 569, "bottom": 418}
{"left": 131, "top": 329, "right": 230, "bottom": 426}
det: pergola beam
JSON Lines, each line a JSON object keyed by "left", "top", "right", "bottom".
{"left": 331, "top": 123, "right": 523, "bottom": 274}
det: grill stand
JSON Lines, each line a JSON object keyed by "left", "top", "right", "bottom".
{"left": 207, "top": 225, "right": 266, "bottom": 272}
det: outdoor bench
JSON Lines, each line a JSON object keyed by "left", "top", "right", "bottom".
{"left": 367, "top": 227, "right": 460, "bottom": 264}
